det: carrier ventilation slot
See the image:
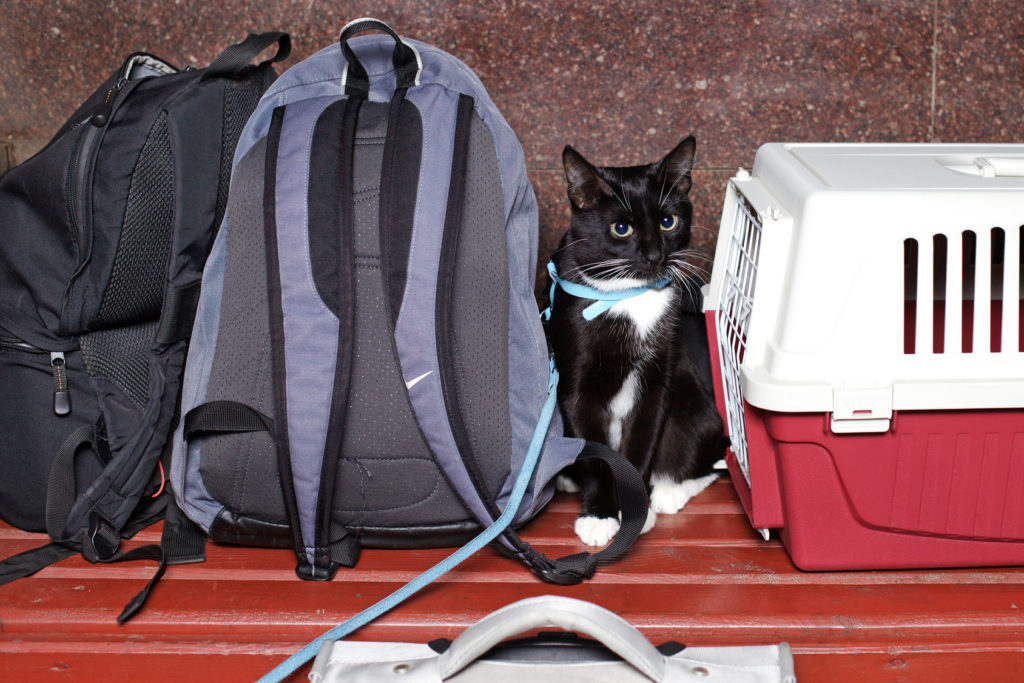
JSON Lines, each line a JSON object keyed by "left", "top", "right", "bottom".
{"left": 715, "top": 193, "right": 762, "bottom": 485}
{"left": 903, "top": 226, "right": 1023, "bottom": 354}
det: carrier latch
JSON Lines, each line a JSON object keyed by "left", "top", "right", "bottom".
{"left": 830, "top": 388, "right": 892, "bottom": 434}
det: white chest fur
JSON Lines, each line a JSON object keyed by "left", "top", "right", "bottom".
{"left": 606, "top": 286, "right": 675, "bottom": 340}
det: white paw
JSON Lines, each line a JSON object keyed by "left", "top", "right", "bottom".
{"left": 649, "top": 473, "right": 720, "bottom": 515}
{"left": 575, "top": 515, "right": 620, "bottom": 546}
{"left": 555, "top": 474, "right": 580, "bottom": 493}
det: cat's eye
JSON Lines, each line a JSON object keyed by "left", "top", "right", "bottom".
{"left": 660, "top": 214, "right": 679, "bottom": 231}
{"left": 610, "top": 221, "right": 634, "bottom": 238}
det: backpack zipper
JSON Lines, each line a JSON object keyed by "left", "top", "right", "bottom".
{"left": 65, "top": 119, "right": 100, "bottom": 258}
{"left": 64, "top": 76, "right": 130, "bottom": 256}
{"left": 50, "top": 352, "right": 72, "bottom": 416}
{"left": 0, "top": 331, "right": 73, "bottom": 416}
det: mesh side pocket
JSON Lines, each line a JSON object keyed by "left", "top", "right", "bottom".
{"left": 93, "top": 112, "right": 175, "bottom": 329}
{"left": 79, "top": 320, "right": 158, "bottom": 412}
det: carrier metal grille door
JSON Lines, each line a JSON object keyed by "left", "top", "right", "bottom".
{"left": 715, "top": 193, "right": 762, "bottom": 485}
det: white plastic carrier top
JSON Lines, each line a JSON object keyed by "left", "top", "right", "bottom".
{"left": 705, "top": 143, "right": 1024, "bottom": 434}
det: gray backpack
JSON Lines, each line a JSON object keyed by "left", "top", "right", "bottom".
{"left": 169, "top": 19, "right": 646, "bottom": 586}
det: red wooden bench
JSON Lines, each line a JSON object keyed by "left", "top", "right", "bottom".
{"left": 3, "top": 478, "right": 1023, "bottom": 681}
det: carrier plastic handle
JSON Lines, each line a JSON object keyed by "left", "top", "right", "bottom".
{"left": 947, "top": 157, "right": 1024, "bottom": 177}
{"left": 437, "top": 595, "right": 666, "bottom": 681}
{"left": 338, "top": 18, "right": 421, "bottom": 97}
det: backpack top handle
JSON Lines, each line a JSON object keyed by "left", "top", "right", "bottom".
{"left": 339, "top": 17, "right": 421, "bottom": 97}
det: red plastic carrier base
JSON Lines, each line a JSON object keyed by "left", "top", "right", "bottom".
{"left": 706, "top": 311, "right": 1024, "bottom": 571}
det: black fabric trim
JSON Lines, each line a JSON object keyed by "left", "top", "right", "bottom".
{"left": 312, "top": 97, "right": 362, "bottom": 581}
{"left": 209, "top": 508, "right": 294, "bottom": 547}
{"left": 435, "top": 95, "right": 503, "bottom": 525}
{"left": 262, "top": 105, "right": 305, "bottom": 570}
{"left": 308, "top": 99, "right": 350, "bottom": 317}
{"left": 155, "top": 281, "right": 203, "bottom": 344}
{"left": 379, "top": 91, "right": 422, "bottom": 326}
{"left": 351, "top": 520, "right": 481, "bottom": 549}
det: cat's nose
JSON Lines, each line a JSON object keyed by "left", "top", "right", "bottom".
{"left": 643, "top": 246, "right": 663, "bottom": 266}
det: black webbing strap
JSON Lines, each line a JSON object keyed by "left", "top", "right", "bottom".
{"left": 183, "top": 400, "right": 275, "bottom": 438}
{"left": 0, "top": 542, "right": 78, "bottom": 586}
{"left": 520, "top": 442, "right": 650, "bottom": 585}
{"left": 338, "top": 19, "right": 419, "bottom": 97}
{"left": 201, "top": 32, "right": 291, "bottom": 82}
{"left": 0, "top": 424, "right": 168, "bottom": 623}
{"left": 112, "top": 543, "right": 166, "bottom": 624}
{"left": 45, "top": 423, "right": 99, "bottom": 542}
{"left": 161, "top": 497, "right": 207, "bottom": 566}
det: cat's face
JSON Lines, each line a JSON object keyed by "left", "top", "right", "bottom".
{"left": 556, "top": 136, "right": 696, "bottom": 290}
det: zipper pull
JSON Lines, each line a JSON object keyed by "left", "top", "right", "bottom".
{"left": 50, "top": 352, "right": 71, "bottom": 416}
{"left": 91, "top": 77, "right": 128, "bottom": 127}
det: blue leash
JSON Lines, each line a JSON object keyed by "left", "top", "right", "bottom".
{"left": 257, "top": 364, "right": 561, "bottom": 683}
{"left": 544, "top": 261, "right": 671, "bottom": 320}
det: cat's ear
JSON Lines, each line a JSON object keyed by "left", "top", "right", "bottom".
{"left": 658, "top": 135, "right": 696, "bottom": 195}
{"left": 563, "top": 145, "right": 613, "bottom": 209}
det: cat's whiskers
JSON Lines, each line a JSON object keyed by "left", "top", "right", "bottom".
{"left": 660, "top": 197, "right": 692, "bottom": 214}
{"left": 670, "top": 260, "right": 712, "bottom": 282}
{"left": 563, "top": 258, "right": 630, "bottom": 281}
{"left": 666, "top": 263, "right": 703, "bottom": 311}
{"left": 659, "top": 169, "right": 694, "bottom": 211}
{"left": 669, "top": 249, "right": 713, "bottom": 272}
{"left": 618, "top": 169, "right": 633, "bottom": 213}
{"left": 551, "top": 237, "right": 590, "bottom": 255}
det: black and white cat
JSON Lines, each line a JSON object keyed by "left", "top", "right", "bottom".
{"left": 547, "top": 135, "right": 727, "bottom": 546}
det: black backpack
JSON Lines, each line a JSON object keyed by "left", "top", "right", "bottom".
{"left": 0, "top": 32, "right": 289, "bottom": 621}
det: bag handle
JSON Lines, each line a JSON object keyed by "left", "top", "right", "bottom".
{"left": 201, "top": 31, "right": 291, "bottom": 82}
{"left": 339, "top": 17, "right": 421, "bottom": 97}
{"left": 438, "top": 595, "right": 665, "bottom": 682}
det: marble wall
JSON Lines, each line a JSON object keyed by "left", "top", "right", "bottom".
{"left": 2, "top": 0, "right": 1022, "bottom": 267}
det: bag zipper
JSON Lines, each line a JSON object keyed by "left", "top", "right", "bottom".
{"left": 50, "top": 352, "right": 71, "bottom": 416}
{"left": 64, "top": 74, "right": 131, "bottom": 257}
{"left": 0, "top": 330, "right": 73, "bottom": 416}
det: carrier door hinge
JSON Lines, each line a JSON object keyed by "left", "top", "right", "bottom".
{"left": 830, "top": 388, "right": 893, "bottom": 434}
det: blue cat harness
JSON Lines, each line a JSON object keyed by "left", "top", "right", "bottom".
{"left": 544, "top": 260, "right": 672, "bottom": 321}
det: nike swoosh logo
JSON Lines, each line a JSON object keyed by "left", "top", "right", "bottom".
{"left": 405, "top": 371, "right": 433, "bottom": 390}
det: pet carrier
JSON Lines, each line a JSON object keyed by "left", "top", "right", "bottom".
{"left": 704, "top": 143, "right": 1024, "bottom": 570}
